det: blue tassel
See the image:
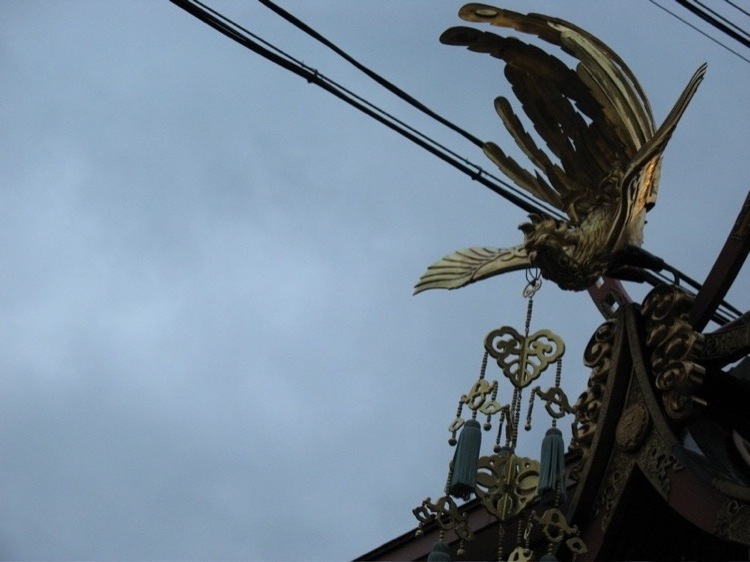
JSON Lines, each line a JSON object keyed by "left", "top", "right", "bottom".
{"left": 449, "top": 419, "right": 481, "bottom": 500}
{"left": 538, "top": 427, "right": 566, "bottom": 506}
{"left": 427, "top": 541, "right": 451, "bottom": 561}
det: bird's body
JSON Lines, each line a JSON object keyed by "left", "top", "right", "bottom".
{"left": 521, "top": 213, "right": 614, "bottom": 291}
{"left": 415, "top": 3, "right": 706, "bottom": 294}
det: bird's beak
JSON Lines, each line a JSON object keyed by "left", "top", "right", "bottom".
{"left": 520, "top": 213, "right": 543, "bottom": 234}
{"left": 528, "top": 213, "right": 544, "bottom": 224}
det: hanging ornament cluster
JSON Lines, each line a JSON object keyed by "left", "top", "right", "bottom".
{"left": 414, "top": 272, "right": 587, "bottom": 560}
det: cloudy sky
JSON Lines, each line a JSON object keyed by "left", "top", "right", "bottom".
{"left": 1, "top": 1, "right": 748, "bottom": 560}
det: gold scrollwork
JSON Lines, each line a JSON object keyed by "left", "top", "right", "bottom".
{"left": 594, "top": 462, "right": 626, "bottom": 531}
{"left": 485, "top": 326, "right": 565, "bottom": 388}
{"left": 413, "top": 495, "right": 475, "bottom": 542}
{"left": 475, "top": 452, "right": 539, "bottom": 522}
{"left": 537, "top": 386, "right": 575, "bottom": 419}
{"left": 449, "top": 378, "right": 503, "bottom": 435}
{"left": 640, "top": 435, "right": 683, "bottom": 497}
{"left": 507, "top": 546, "right": 533, "bottom": 562}
{"left": 533, "top": 507, "right": 578, "bottom": 544}
{"left": 570, "top": 319, "right": 617, "bottom": 479}
{"left": 641, "top": 285, "right": 705, "bottom": 420}
{"left": 460, "top": 378, "right": 501, "bottom": 415}
{"left": 616, "top": 403, "right": 651, "bottom": 452}
{"left": 524, "top": 507, "right": 588, "bottom": 556}
{"left": 566, "top": 535, "right": 588, "bottom": 555}
{"left": 715, "top": 499, "right": 750, "bottom": 545}
{"left": 448, "top": 417, "right": 465, "bottom": 434}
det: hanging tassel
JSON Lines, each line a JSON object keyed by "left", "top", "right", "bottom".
{"left": 427, "top": 540, "right": 451, "bottom": 562}
{"left": 538, "top": 427, "right": 566, "bottom": 506}
{"left": 449, "top": 419, "right": 481, "bottom": 500}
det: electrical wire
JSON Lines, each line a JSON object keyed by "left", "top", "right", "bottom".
{"left": 258, "top": 0, "right": 485, "bottom": 150}
{"left": 650, "top": 0, "right": 750, "bottom": 64}
{"left": 170, "top": 0, "right": 560, "bottom": 218}
{"left": 723, "top": 0, "right": 750, "bottom": 20}
{"left": 253, "top": 2, "right": 748, "bottom": 323}
{"left": 256, "top": 0, "right": 564, "bottom": 220}
{"left": 651, "top": 267, "right": 742, "bottom": 323}
{"left": 675, "top": 0, "right": 750, "bottom": 48}
{"left": 692, "top": 0, "right": 750, "bottom": 43}
{"left": 256, "top": 1, "right": 745, "bottom": 324}
{"left": 171, "top": 0, "right": 744, "bottom": 324}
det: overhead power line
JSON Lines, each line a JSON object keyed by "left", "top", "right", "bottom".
{"left": 171, "top": 0, "right": 743, "bottom": 324}
{"left": 258, "top": 0, "right": 485, "bottom": 150}
{"left": 257, "top": 0, "right": 741, "bottom": 320}
{"left": 676, "top": 0, "right": 750, "bottom": 48}
{"left": 650, "top": 0, "right": 750, "bottom": 64}
{"left": 170, "top": 0, "right": 560, "bottom": 219}
{"left": 691, "top": 0, "right": 750, "bottom": 43}
{"left": 255, "top": 0, "right": 560, "bottom": 219}
{"left": 723, "top": 0, "right": 750, "bottom": 20}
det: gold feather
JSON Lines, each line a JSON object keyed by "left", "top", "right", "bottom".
{"left": 415, "top": 4, "right": 706, "bottom": 293}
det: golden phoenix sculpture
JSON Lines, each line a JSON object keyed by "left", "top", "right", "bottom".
{"left": 415, "top": 4, "right": 706, "bottom": 293}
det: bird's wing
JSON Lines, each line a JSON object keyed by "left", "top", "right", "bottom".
{"left": 441, "top": 4, "right": 659, "bottom": 220}
{"left": 608, "top": 64, "right": 707, "bottom": 249}
{"left": 414, "top": 246, "right": 531, "bottom": 294}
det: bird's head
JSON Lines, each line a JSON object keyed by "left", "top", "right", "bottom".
{"left": 520, "top": 214, "right": 575, "bottom": 249}
{"left": 519, "top": 214, "right": 604, "bottom": 290}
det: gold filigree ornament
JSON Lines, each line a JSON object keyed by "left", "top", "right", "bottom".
{"left": 507, "top": 545, "right": 533, "bottom": 562}
{"left": 715, "top": 499, "right": 750, "bottom": 544}
{"left": 485, "top": 326, "right": 565, "bottom": 389}
{"left": 414, "top": 273, "right": 579, "bottom": 555}
{"left": 569, "top": 318, "right": 617, "bottom": 479}
{"left": 414, "top": 3, "right": 707, "bottom": 294}
{"left": 641, "top": 285, "right": 705, "bottom": 420}
{"left": 475, "top": 452, "right": 540, "bottom": 522}
{"left": 533, "top": 507, "right": 588, "bottom": 556}
{"left": 447, "top": 350, "right": 508, "bottom": 448}
{"left": 616, "top": 402, "right": 651, "bottom": 452}
{"left": 530, "top": 386, "right": 575, "bottom": 423}
{"left": 413, "top": 494, "right": 475, "bottom": 543}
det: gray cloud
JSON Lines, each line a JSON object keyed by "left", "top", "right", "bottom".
{"left": 0, "top": 1, "right": 747, "bottom": 559}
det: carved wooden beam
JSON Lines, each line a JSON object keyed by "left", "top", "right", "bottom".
{"left": 587, "top": 277, "right": 633, "bottom": 319}
{"left": 690, "top": 190, "right": 750, "bottom": 331}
